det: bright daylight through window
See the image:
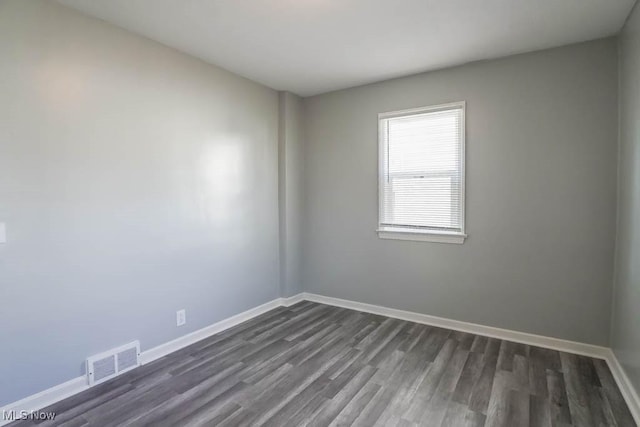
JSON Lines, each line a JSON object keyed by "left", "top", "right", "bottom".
{"left": 378, "top": 102, "right": 466, "bottom": 244}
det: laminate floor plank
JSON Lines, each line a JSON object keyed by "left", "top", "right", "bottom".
{"left": 468, "top": 338, "right": 501, "bottom": 415}
{"left": 593, "top": 358, "right": 636, "bottom": 426}
{"left": 9, "top": 302, "right": 635, "bottom": 427}
{"left": 547, "top": 369, "right": 573, "bottom": 426}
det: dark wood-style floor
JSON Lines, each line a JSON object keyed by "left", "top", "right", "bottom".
{"left": 9, "top": 301, "right": 636, "bottom": 427}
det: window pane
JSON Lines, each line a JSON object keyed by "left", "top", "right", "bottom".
{"left": 380, "top": 104, "right": 464, "bottom": 232}
{"left": 384, "top": 175, "right": 460, "bottom": 229}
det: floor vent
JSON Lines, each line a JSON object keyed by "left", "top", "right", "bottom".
{"left": 86, "top": 341, "right": 140, "bottom": 386}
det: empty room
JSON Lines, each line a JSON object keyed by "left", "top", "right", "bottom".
{"left": 1, "top": 0, "right": 640, "bottom": 426}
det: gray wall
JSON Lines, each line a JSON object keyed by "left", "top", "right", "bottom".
{"left": 0, "top": 0, "right": 279, "bottom": 405}
{"left": 302, "top": 38, "right": 619, "bottom": 346}
{"left": 279, "top": 92, "right": 304, "bottom": 297}
{"left": 612, "top": 2, "right": 640, "bottom": 396}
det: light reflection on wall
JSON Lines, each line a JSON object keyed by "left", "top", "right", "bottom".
{"left": 199, "top": 139, "right": 246, "bottom": 226}
{"left": 36, "top": 60, "right": 88, "bottom": 111}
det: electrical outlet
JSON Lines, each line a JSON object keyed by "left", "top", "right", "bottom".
{"left": 176, "top": 309, "right": 186, "bottom": 326}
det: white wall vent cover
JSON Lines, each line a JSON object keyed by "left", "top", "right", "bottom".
{"left": 86, "top": 341, "right": 140, "bottom": 386}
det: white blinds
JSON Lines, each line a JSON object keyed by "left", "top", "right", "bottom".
{"left": 379, "top": 103, "right": 465, "bottom": 233}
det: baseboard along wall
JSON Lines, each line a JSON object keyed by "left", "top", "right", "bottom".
{"left": 300, "top": 293, "right": 640, "bottom": 426}
{"left": 1, "top": 292, "right": 638, "bottom": 426}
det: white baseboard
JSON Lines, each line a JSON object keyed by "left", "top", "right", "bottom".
{"left": 302, "top": 293, "right": 610, "bottom": 359}
{"left": 140, "top": 298, "right": 284, "bottom": 364}
{"left": 3, "top": 291, "right": 638, "bottom": 427}
{"left": 302, "top": 292, "right": 640, "bottom": 424}
{"left": 0, "top": 377, "right": 89, "bottom": 426}
{"left": 0, "top": 295, "right": 297, "bottom": 426}
{"left": 604, "top": 349, "right": 640, "bottom": 425}
{"left": 281, "top": 293, "right": 305, "bottom": 307}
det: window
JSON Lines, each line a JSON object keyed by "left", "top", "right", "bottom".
{"left": 378, "top": 102, "right": 466, "bottom": 244}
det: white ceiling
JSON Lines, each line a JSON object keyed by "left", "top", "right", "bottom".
{"left": 58, "top": 0, "right": 636, "bottom": 96}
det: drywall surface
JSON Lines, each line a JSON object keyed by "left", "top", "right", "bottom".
{"left": 279, "top": 92, "right": 304, "bottom": 297}
{"left": 302, "top": 39, "right": 618, "bottom": 346}
{"left": 0, "top": 0, "right": 279, "bottom": 405}
{"left": 612, "top": 2, "right": 640, "bottom": 396}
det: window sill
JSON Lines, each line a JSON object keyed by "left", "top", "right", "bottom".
{"left": 377, "top": 228, "right": 467, "bottom": 244}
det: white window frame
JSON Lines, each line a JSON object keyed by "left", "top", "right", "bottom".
{"left": 377, "top": 101, "right": 467, "bottom": 244}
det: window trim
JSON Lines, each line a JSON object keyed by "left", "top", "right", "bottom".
{"left": 377, "top": 101, "right": 467, "bottom": 244}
